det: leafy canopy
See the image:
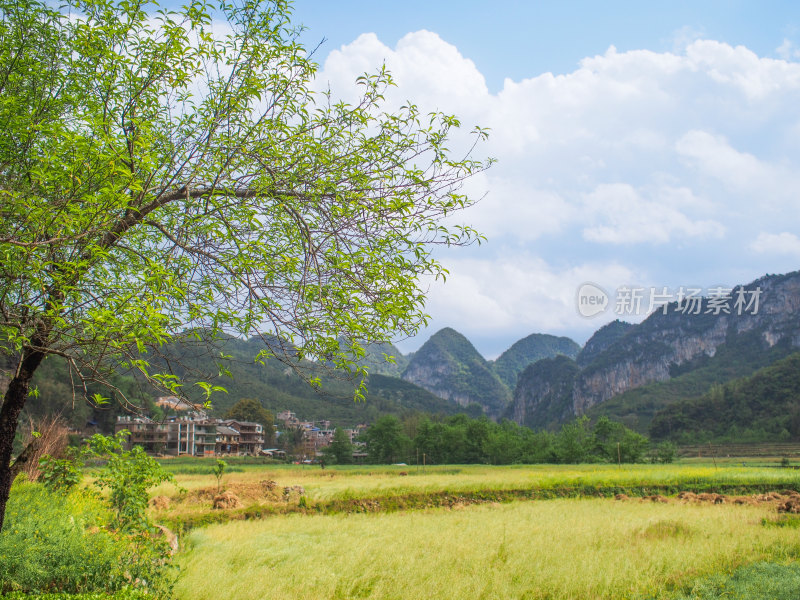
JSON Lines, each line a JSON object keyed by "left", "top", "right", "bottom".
{"left": 225, "top": 397, "right": 274, "bottom": 445}
{"left": 0, "top": 0, "right": 491, "bottom": 404}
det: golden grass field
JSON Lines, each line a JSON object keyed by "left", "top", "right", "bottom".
{"left": 151, "top": 462, "right": 800, "bottom": 503}
{"left": 156, "top": 462, "right": 800, "bottom": 599}
{"left": 174, "top": 498, "right": 800, "bottom": 600}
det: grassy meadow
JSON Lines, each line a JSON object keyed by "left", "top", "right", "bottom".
{"left": 174, "top": 498, "right": 800, "bottom": 600}
{"left": 147, "top": 460, "right": 800, "bottom": 599}
{"left": 151, "top": 460, "right": 800, "bottom": 503}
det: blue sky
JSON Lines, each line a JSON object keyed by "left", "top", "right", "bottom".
{"left": 294, "top": 1, "right": 800, "bottom": 91}
{"left": 287, "top": 1, "right": 800, "bottom": 358}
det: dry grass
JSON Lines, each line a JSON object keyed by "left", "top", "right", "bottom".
{"left": 174, "top": 498, "right": 800, "bottom": 600}
{"left": 150, "top": 462, "right": 800, "bottom": 507}
{"left": 12, "top": 415, "right": 69, "bottom": 481}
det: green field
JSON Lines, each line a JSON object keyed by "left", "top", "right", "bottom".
{"left": 174, "top": 497, "right": 800, "bottom": 600}
{"left": 151, "top": 461, "right": 800, "bottom": 503}
{"left": 152, "top": 462, "right": 800, "bottom": 599}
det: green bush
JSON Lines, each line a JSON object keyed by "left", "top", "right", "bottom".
{"left": 0, "top": 482, "right": 172, "bottom": 596}
{"left": 89, "top": 433, "right": 173, "bottom": 532}
{"left": 673, "top": 562, "right": 800, "bottom": 599}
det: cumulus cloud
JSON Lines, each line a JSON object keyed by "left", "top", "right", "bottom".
{"left": 581, "top": 183, "right": 724, "bottom": 244}
{"left": 685, "top": 40, "right": 800, "bottom": 100}
{"left": 422, "top": 254, "right": 640, "bottom": 336}
{"left": 314, "top": 31, "right": 800, "bottom": 351}
{"left": 675, "top": 130, "right": 800, "bottom": 206}
{"left": 750, "top": 232, "right": 800, "bottom": 256}
{"left": 318, "top": 30, "right": 488, "bottom": 116}
{"left": 777, "top": 39, "right": 800, "bottom": 61}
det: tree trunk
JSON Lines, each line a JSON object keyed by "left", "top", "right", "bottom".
{"left": 9, "top": 437, "right": 41, "bottom": 481}
{"left": 0, "top": 348, "right": 45, "bottom": 532}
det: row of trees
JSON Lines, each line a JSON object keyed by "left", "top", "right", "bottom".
{"left": 361, "top": 414, "right": 673, "bottom": 465}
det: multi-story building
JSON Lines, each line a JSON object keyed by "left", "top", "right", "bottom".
{"left": 115, "top": 408, "right": 366, "bottom": 459}
{"left": 165, "top": 418, "right": 217, "bottom": 457}
{"left": 276, "top": 410, "right": 299, "bottom": 427}
{"left": 194, "top": 421, "right": 218, "bottom": 457}
{"left": 223, "top": 420, "right": 264, "bottom": 455}
{"left": 117, "top": 416, "right": 215, "bottom": 457}
{"left": 115, "top": 416, "right": 168, "bottom": 454}
{"left": 345, "top": 425, "right": 367, "bottom": 444}
{"left": 215, "top": 425, "right": 240, "bottom": 455}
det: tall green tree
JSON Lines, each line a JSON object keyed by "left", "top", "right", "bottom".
{"left": 364, "top": 415, "right": 411, "bottom": 464}
{"left": 0, "top": 0, "right": 490, "bottom": 530}
{"left": 322, "top": 427, "right": 353, "bottom": 464}
{"left": 553, "top": 416, "right": 595, "bottom": 463}
{"left": 225, "top": 398, "right": 275, "bottom": 446}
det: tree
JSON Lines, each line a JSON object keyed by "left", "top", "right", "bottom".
{"left": 554, "top": 417, "right": 595, "bottom": 464}
{"left": 592, "top": 416, "right": 649, "bottom": 463}
{"left": 364, "top": 415, "right": 410, "bottom": 464}
{"left": 0, "top": 0, "right": 491, "bottom": 530}
{"left": 225, "top": 398, "right": 275, "bottom": 446}
{"left": 413, "top": 418, "right": 444, "bottom": 464}
{"left": 321, "top": 427, "right": 353, "bottom": 464}
{"left": 89, "top": 432, "right": 173, "bottom": 532}
{"left": 212, "top": 459, "right": 226, "bottom": 493}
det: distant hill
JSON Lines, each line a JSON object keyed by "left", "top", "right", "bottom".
{"left": 507, "top": 355, "right": 579, "bottom": 430}
{"left": 509, "top": 271, "right": 800, "bottom": 432}
{"left": 22, "top": 333, "right": 463, "bottom": 432}
{"left": 583, "top": 329, "right": 795, "bottom": 432}
{"left": 161, "top": 335, "right": 464, "bottom": 425}
{"left": 359, "top": 341, "right": 409, "bottom": 378}
{"left": 490, "top": 333, "right": 580, "bottom": 388}
{"left": 648, "top": 351, "right": 800, "bottom": 443}
{"left": 576, "top": 320, "right": 633, "bottom": 367}
{"left": 402, "top": 327, "right": 511, "bottom": 417}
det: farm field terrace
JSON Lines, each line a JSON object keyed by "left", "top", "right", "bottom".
{"left": 150, "top": 461, "right": 800, "bottom": 507}
{"left": 146, "top": 460, "right": 800, "bottom": 599}
{"left": 173, "top": 497, "right": 800, "bottom": 600}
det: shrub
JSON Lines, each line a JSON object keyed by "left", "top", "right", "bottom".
{"left": 88, "top": 432, "right": 174, "bottom": 532}
{"left": 673, "top": 562, "right": 800, "bottom": 599}
{"left": 0, "top": 482, "right": 173, "bottom": 595}
{"left": 38, "top": 445, "right": 91, "bottom": 493}
{"left": 212, "top": 459, "right": 227, "bottom": 493}
{"left": 2, "top": 591, "right": 153, "bottom": 599}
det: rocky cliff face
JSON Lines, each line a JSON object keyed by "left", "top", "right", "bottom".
{"left": 401, "top": 327, "right": 510, "bottom": 417}
{"left": 511, "top": 271, "right": 800, "bottom": 428}
{"left": 576, "top": 320, "right": 633, "bottom": 367}
{"left": 509, "top": 355, "right": 579, "bottom": 429}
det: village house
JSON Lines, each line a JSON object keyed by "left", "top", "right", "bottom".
{"left": 116, "top": 414, "right": 265, "bottom": 457}
{"left": 116, "top": 407, "right": 361, "bottom": 460}
{"left": 223, "top": 419, "right": 264, "bottom": 454}
{"left": 115, "top": 416, "right": 168, "bottom": 454}
{"left": 215, "top": 425, "right": 240, "bottom": 455}
{"left": 276, "top": 410, "right": 299, "bottom": 427}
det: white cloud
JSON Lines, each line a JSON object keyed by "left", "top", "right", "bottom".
{"left": 675, "top": 130, "right": 800, "bottom": 206}
{"left": 464, "top": 176, "right": 575, "bottom": 242}
{"left": 315, "top": 32, "right": 800, "bottom": 350}
{"left": 750, "top": 232, "right": 800, "bottom": 256}
{"left": 685, "top": 40, "right": 800, "bottom": 100}
{"left": 581, "top": 183, "right": 724, "bottom": 244}
{"left": 670, "top": 26, "right": 706, "bottom": 54}
{"left": 319, "top": 30, "right": 488, "bottom": 116}
{"left": 776, "top": 39, "right": 800, "bottom": 61}
{"left": 423, "top": 255, "right": 639, "bottom": 335}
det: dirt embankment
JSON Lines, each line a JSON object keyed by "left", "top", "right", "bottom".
{"left": 153, "top": 481, "right": 800, "bottom": 533}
